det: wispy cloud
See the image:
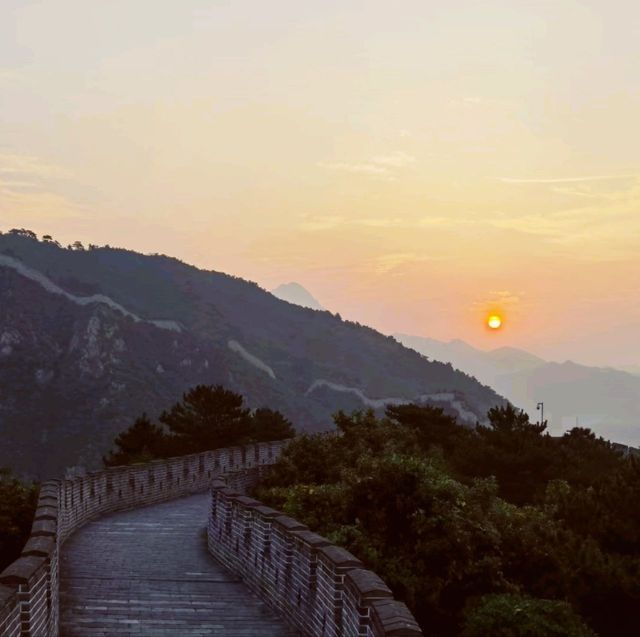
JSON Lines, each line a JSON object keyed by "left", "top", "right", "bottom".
{"left": 499, "top": 174, "right": 637, "bottom": 184}
{"left": 0, "top": 153, "right": 84, "bottom": 224}
{"left": 317, "top": 161, "right": 389, "bottom": 176}
{"left": 371, "top": 151, "right": 416, "bottom": 168}
{"left": 318, "top": 151, "right": 416, "bottom": 178}
{"left": 298, "top": 214, "right": 409, "bottom": 232}
{"left": 298, "top": 214, "right": 347, "bottom": 231}
{"left": 472, "top": 290, "right": 524, "bottom": 312}
{"left": 0, "top": 153, "right": 74, "bottom": 180}
{"left": 488, "top": 185, "right": 640, "bottom": 259}
{"left": 372, "top": 252, "right": 445, "bottom": 274}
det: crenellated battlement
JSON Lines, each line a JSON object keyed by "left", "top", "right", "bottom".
{"left": 0, "top": 441, "right": 422, "bottom": 636}
{"left": 208, "top": 476, "right": 422, "bottom": 637}
{"left": 0, "top": 441, "right": 285, "bottom": 637}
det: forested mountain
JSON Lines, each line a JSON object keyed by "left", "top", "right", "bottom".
{"left": 0, "top": 231, "right": 503, "bottom": 477}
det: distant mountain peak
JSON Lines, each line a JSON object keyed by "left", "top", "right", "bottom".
{"left": 271, "top": 282, "right": 325, "bottom": 311}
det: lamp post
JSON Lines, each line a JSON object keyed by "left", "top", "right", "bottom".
{"left": 536, "top": 402, "right": 544, "bottom": 426}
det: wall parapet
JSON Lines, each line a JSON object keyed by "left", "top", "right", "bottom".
{"left": 0, "top": 440, "right": 287, "bottom": 637}
{"left": 208, "top": 478, "right": 423, "bottom": 637}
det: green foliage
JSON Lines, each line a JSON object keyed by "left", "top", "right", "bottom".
{"left": 385, "top": 403, "right": 471, "bottom": 454}
{"left": 103, "top": 413, "right": 167, "bottom": 466}
{"left": 247, "top": 408, "right": 295, "bottom": 443}
{"left": 453, "top": 404, "right": 552, "bottom": 504}
{"left": 104, "top": 385, "right": 294, "bottom": 466}
{"left": 486, "top": 403, "right": 547, "bottom": 435}
{"left": 0, "top": 468, "right": 38, "bottom": 571}
{"left": 256, "top": 403, "right": 639, "bottom": 637}
{"left": 259, "top": 433, "right": 345, "bottom": 487}
{"left": 160, "top": 384, "right": 251, "bottom": 454}
{"left": 461, "top": 594, "right": 596, "bottom": 637}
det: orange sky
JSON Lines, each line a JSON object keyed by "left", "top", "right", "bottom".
{"left": 1, "top": 1, "right": 639, "bottom": 366}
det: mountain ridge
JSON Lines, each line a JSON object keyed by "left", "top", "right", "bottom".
{"left": 0, "top": 232, "right": 504, "bottom": 477}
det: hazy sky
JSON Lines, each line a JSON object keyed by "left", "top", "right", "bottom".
{"left": 1, "top": 1, "right": 639, "bottom": 366}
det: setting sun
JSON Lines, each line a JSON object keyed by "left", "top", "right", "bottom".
{"left": 487, "top": 315, "right": 502, "bottom": 330}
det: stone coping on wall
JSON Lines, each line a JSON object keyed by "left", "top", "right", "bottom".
{"left": 0, "top": 440, "right": 287, "bottom": 637}
{"left": 208, "top": 476, "right": 423, "bottom": 637}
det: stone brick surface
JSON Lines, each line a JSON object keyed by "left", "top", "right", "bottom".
{"left": 0, "top": 442, "right": 287, "bottom": 637}
{"left": 0, "top": 439, "right": 423, "bottom": 637}
{"left": 59, "top": 494, "right": 298, "bottom": 637}
{"left": 208, "top": 482, "right": 423, "bottom": 637}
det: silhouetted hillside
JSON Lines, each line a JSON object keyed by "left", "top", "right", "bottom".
{"left": 0, "top": 232, "right": 504, "bottom": 477}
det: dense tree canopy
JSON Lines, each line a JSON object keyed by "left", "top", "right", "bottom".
{"left": 461, "top": 594, "right": 596, "bottom": 637}
{"left": 255, "top": 403, "right": 640, "bottom": 637}
{"left": 103, "top": 414, "right": 168, "bottom": 466}
{"left": 0, "top": 468, "right": 38, "bottom": 571}
{"left": 159, "top": 384, "right": 252, "bottom": 454}
{"left": 104, "top": 385, "right": 294, "bottom": 465}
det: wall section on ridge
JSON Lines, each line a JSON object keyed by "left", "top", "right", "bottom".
{"left": 0, "top": 439, "right": 423, "bottom": 637}
{"left": 0, "top": 441, "right": 286, "bottom": 637}
{"left": 209, "top": 477, "right": 423, "bottom": 637}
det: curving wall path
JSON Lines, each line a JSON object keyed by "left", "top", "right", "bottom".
{"left": 59, "top": 493, "right": 296, "bottom": 636}
{"left": 0, "top": 442, "right": 284, "bottom": 637}
{"left": 0, "top": 440, "right": 422, "bottom": 637}
{"left": 209, "top": 476, "right": 422, "bottom": 637}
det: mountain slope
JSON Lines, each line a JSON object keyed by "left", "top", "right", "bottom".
{"left": 395, "top": 333, "right": 640, "bottom": 446}
{"left": 0, "top": 234, "right": 504, "bottom": 477}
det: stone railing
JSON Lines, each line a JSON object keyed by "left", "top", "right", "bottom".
{"left": 0, "top": 441, "right": 287, "bottom": 637}
{"left": 208, "top": 477, "right": 423, "bottom": 637}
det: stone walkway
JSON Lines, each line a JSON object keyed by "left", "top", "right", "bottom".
{"left": 59, "top": 494, "right": 298, "bottom": 636}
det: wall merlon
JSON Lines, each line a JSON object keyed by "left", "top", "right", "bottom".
{"left": 291, "top": 529, "right": 331, "bottom": 548}
{"left": 219, "top": 486, "right": 240, "bottom": 498}
{"left": 318, "top": 544, "right": 363, "bottom": 569}
{"left": 371, "top": 599, "right": 423, "bottom": 636}
{"left": 232, "top": 494, "right": 261, "bottom": 508}
{"left": 345, "top": 568, "right": 393, "bottom": 600}
{"left": 21, "top": 536, "right": 56, "bottom": 559}
{"left": 0, "top": 556, "right": 46, "bottom": 587}
{"left": 30, "top": 518, "right": 56, "bottom": 537}
{"left": 253, "top": 504, "right": 280, "bottom": 518}
{"left": 38, "top": 483, "right": 59, "bottom": 496}
{"left": 33, "top": 504, "right": 58, "bottom": 521}
{"left": 273, "top": 515, "right": 308, "bottom": 533}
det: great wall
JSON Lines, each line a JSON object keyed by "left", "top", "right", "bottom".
{"left": 0, "top": 441, "right": 422, "bottom": 636}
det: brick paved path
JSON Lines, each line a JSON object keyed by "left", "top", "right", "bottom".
{"left": 59, "top": 494, "right": 298, "bottom": 636}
